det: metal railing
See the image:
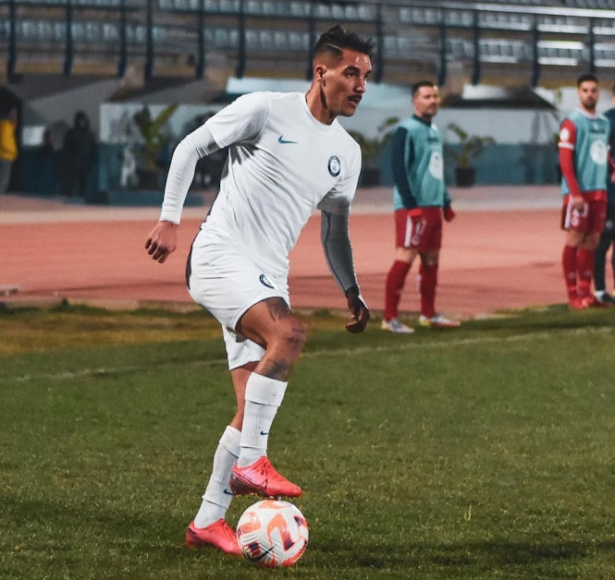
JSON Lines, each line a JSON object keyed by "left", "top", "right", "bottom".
{"left": 3, "top": 0, "right": 615, "bottom": 84}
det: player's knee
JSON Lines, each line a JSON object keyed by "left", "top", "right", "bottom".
{"left": 276, "top": 318, "right": 307, "bottom": 357}
{"left": 583, "top": 234, "right": 600, "bottom": 250}
{"left": 420, "top": 253, "right": 439, "bottom": 266}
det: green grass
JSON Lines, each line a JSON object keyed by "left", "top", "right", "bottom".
{"left": 1, "top": 304, "right": 615, "bottom": 579}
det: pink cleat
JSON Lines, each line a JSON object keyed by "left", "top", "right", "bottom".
{"left": 230, "top": 456, "right": 302, "bottom": 498}
{"left": 185, "top": 519, "right": 242, "bottom": 555}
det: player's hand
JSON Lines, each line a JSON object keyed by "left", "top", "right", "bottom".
{"left": 145, "top": 221, "right": 178, "bottom": 263}
{"left": 570, "top": 195, "right": 587, "bottom": 214}
{"left": 443, "top": 205, "right": 456, "bottom": 222}
{"left": 345, "top": 286, "right": 370, "bottom": 334}
{"left": 408, "top": 207, "right": 423, "bottom": 222}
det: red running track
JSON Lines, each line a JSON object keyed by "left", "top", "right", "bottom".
{"left": 0, "top": 207, "right": 569, "bottom": 319}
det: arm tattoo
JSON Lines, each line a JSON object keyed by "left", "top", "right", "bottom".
{"left": 265, "top": 297, "right": 292, "bottom": 321}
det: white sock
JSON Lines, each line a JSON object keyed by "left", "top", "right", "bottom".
{"left": 237, "top": 373, "right": 287, "bottom": 468}
{"left": 193, "top": 425, "right": 240, "bottom": 529}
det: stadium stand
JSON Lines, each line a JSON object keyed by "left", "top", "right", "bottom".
{"left": 3, "top": 0, "right": 615, "bottom": 86}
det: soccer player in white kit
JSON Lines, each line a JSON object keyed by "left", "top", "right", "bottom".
{"left": 145, "top": 26, "right": 373, "bottom": 555}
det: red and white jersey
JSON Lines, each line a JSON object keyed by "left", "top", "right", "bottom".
{"left": 162, "top": 91, "right": 361, "bottom": 277}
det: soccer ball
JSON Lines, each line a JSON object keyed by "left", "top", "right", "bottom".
{"left": 236, "top": 499, "right": 309, "bottom": 567}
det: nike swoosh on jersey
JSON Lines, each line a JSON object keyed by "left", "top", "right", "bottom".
{"left": 278, "top": 135, "right": 298, "bottom": 144}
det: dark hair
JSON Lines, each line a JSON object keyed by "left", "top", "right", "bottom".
{"left": 312, "top": 25, "right": 375, "bottom": 62}
{"left": 412, "top": 80, "right": 436, "bottom": 97}
{"left": 577, "top": 73, "right": 598, "bottom": 87}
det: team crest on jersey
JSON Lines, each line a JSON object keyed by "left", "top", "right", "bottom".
{"left": 328, "top": 155, "right": 341, "bottom": 177}
{"left": 259, "top": 274, "right": 275, "bottom": 289}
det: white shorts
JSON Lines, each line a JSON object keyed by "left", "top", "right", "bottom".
{"left": 187, "top": 230, "right": 290, "bottom": 370}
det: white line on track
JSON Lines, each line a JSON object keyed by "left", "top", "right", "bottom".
{"left": 6, "top": 326, "right": 613, "bottom": 384}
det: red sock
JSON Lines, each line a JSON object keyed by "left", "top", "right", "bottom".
{"left": 420, "top": 262, "right": 438, "bottom": 318}
{"left": 577, "top": 248, "right": 594, "bottom": 298}
{"left": 562, "top": 245, "right": 577, "bottom": 301}
{"left": 384, "top": 260, "right": 411, "bottom": 321}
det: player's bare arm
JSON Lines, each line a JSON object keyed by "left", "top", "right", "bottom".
{"left": 145, "top": 220, "right": 178, "bottom": 263}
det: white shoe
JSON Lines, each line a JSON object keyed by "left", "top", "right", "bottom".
{"left": 381, "top": 318, "right": 414, "bottom": 333}
{"left": 418, "top": 314, "right": 461, "bottom": 328}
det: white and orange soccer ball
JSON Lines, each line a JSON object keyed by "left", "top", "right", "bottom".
{"left": 236, "top": 499, "right": 309, "bottom": 568}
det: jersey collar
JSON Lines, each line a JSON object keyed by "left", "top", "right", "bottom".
{"left": 412, "top": 113, "right": 432, "bottom": 126}
{"left": 576, "top": 108, "right": 600, "bottom": 120}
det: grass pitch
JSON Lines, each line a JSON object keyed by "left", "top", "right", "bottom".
{"left": 1, "top": 304, "right": 615, "bottom": 579}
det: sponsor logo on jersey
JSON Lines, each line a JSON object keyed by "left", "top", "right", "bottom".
{"left": 590, "top": 139, "right": 607, "bottom": 165}
{"left": 259, "top": 274, "right": 275, "bottom": 289}
{"left": 328, "top": 155, "right": 341, "bottom": 177}
{"left": 429, "top": 150, "right": 444, "bottom": 180}
{"left": 278, "top": 135, "right": 298, "bottom": 144}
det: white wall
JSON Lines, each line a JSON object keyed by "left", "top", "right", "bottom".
{"left": 25, "top": 78, "right": 124, "bottom": 137}
{"left": 23, "top": 77, "right": 615, "bottom": 148}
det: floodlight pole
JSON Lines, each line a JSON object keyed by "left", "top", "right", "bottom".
{"left": 438, "top": 14, "right": 447, "bottom": 88}
{"left": 7, "top": 0, "right": 16, "bottom": 81}
{"left": 375, "top": 3, "right": 384, "bottom": 83}
{"left": 530, "top": 17, "right": 540, "bottom": 88}
{"left": 589, "top": 18, "right": 596, "bottom": 73}
{"left": 235, "top": 0, "right": 246, "bottom": 79}
{"left": 471, "top": 11, "right": 481, "bottom": 86}
{"left": 63, "top": 0, "right": 74, "bottom": 77}
{"left": 306, "top": 2, "right": 316, "bottom": 81}
{"left": 117, "top": 0, "right": 128, "bottom": 78}
{"left": 196, "top": 0, "right": 206, "bottom": 79}
{"left": 144, "top": 0, "right": 154, "bottom": 81}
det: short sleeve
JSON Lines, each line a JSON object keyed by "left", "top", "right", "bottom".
{"left": 205, "top": 92, "right": 270, "bottom": 149}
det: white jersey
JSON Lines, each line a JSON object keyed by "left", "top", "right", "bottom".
{"left": 161, "top": 91, "right": 361, "bottom": 277}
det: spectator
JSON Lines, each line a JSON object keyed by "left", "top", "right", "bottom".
{"left": 35, "top": 128, "right": 61, "bottom": 195}
{"left": 0, "top": 107, "right": 18, "bottom": 194}
{"left": 62, "top": 111, "right": 96, "bottom": 198}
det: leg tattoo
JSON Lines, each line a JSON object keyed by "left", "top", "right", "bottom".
{"left": 265, "top": 297, "right": 292, "bottom": 321}
{"left": 258, "top": 357, "right": 292, "bottom": 380}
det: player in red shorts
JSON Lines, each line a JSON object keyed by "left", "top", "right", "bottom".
{"left": 559, "top": 73, "right": 613, "bottom": 309}
{"left": 382, "top": 81, "right": 459, "bottom": 332}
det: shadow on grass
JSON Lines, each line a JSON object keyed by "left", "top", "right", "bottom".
{"left": 4, "top": 493, "right": 615, "bottom": 578}
{"left": 313, "top": 535, "right": 615, "bottom": 571}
